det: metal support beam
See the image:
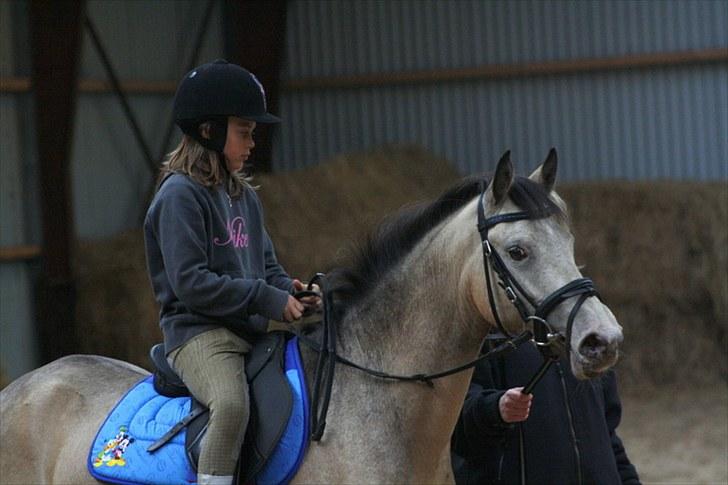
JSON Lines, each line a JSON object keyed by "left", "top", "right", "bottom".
{"left": 0, "top": 245, "right": 42, "bottom": 263}
{"left": 284, "top": 47, "right": 728, "bottom": 91}
{"left": 4, "top": 47, "right": 725, "bottom": 96}
{"left": 84, "top": 16, "right": 157, "bottom": 176}
{"left": 29, "top": 0, "right": 85, "bottom": 363}
{"left": 156, "top": 0, "right": 218, "bottom": 168}
{"left": 224, "top": 0, "right": 287, "bottom": 173}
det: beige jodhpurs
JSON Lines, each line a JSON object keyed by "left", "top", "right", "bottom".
{"left": 167, "top": 327, "right": 251, "bottom": 477}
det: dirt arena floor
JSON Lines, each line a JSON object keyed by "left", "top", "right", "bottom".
{"left": 620, "top": 385, "right": 728, "bottom": 484}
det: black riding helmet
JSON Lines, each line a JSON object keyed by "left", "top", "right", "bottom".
{"left": 173, "top": 59, "right": 280, "bottom": 153}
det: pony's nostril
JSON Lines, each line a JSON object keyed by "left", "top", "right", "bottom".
{"left": 579, "top": 333, "right": 609, "bottom": 359}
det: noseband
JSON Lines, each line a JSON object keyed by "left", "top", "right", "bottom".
{"left": 476, "top": 183, "right": 598, "bottom": 360}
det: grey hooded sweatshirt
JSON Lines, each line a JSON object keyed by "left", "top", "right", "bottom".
{"left": 144, "top": 173, "right": 293, "bottom": 354}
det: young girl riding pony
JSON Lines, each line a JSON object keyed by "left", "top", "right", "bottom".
{"left": 144, "top": 59, "right": 312, "bottom": 485}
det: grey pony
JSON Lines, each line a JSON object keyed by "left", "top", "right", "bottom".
{"left": 0, "top": 151, "right": 623, "bottom": 484}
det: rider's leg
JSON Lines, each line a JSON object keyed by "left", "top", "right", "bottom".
{"left": 168, "top": 327, "right": 251, "bottom": 485}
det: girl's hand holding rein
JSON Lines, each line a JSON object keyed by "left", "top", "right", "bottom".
{"left": 283, "top": 295, "right": 305, "bottom": 322}
{"left": 292, "top": 278, "right": 323, "bottom": 310}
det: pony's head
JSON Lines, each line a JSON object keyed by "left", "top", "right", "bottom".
{"left": 470, "top": 149, "right": 622, "bottom": 378}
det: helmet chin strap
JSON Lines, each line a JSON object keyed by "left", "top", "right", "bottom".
{"left": 179, "top": 116, "right": 228, "bottom": 153}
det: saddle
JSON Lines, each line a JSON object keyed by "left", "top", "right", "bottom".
{"left": 149, "top": 331, "right": 293, "bottom": 484}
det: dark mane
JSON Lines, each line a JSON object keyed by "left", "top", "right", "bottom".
{"left": 328, "top": 175, "right": 565, "bottom": 312}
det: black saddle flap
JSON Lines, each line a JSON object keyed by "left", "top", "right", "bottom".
{"left": 238, "top": 331, "right": 294, "bottom": 483}
{"left": 245, "top": 332, "right": 281, "bottom": 382}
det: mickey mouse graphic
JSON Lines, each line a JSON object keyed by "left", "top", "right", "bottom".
{"left": 93, "top": 426, "right": 135, "bottom": 467}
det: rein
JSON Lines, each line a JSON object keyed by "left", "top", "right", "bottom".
{"left": 292, "top": 278, "right": 533, "bottom": 441}
{"left": 294, "top": 181, "right": 599, "bottom": 441}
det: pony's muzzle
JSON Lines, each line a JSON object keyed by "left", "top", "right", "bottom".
{"left": 577, "top": 331, "right": 622, "bottom": 373}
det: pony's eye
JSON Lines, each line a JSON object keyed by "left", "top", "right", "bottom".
{"left": 507, "top": 246, "right": 528, "bottom": 261}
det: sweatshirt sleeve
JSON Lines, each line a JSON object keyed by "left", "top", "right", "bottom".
{"left": 603, "top": 370, "right": 641, "bottom": 485}
{"left": 262, "top": 227, "right": 294, "bottom": 293}
{"left": 150, "top": 183, "right": 289, "bottom": 322}
{"left": 452, "top": 357, "right": 511, "bottom": 459}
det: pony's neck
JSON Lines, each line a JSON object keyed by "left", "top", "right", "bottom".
{"left": 333, "top": 199, "right": 488, "bottom": 476}
{"left": 340, "top": 199, "right": 485, "bottom": 370}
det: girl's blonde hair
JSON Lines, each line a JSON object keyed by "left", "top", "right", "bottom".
{"left": 158, "top": 122, "right": 251, "bottom": 197}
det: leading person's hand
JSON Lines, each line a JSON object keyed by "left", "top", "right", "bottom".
{"left": 498, "top": 387, "right": 532, "bottom": 423}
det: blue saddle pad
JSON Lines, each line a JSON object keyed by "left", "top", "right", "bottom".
{"left": 88, "top": 337, "right": 309, "bottom": 485}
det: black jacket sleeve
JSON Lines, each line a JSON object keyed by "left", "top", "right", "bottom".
{"left": 603, "top": 370, "right": 641, "bottom": 485}
{"left": 451, "top": 356, "right": 512, "bottom": 459}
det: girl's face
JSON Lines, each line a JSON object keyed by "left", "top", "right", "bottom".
{"left": 223, "top": 117, "right": 256, "bottom": 173}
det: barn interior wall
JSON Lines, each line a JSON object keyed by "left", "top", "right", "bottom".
{"left": 1, "top": 1, "right": 39, "bottom": 382}
{"left": 75, "top": 0, "right": 225, "bottom": 240}
{"left": 276, "top": 0, "right": 728, "bottom": 178}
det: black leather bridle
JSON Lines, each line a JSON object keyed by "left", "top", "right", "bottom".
{"left": 476, "top": 182, "right": 599, "bottom": 390}
{"left": 296, "top": 181, "right": 600, "bottom": 439}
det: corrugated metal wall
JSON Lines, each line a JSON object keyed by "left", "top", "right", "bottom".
{"left": 0, "top": 0, "right": 226, "bottom": 380}
{"left": 0, "top": 1, "right": 39, "bottom": 381}
{"left": 4, "top": 0, "right": 225, "bottom": 241}
{"left": 75, "top": 0, "right": 224, "bottom": 239}
{"left": 275, "top": 0, "right": 728, "bottom": 179}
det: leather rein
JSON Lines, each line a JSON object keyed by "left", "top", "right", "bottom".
{"left": 293, "top": 181, "right": 599, "bottom": 440}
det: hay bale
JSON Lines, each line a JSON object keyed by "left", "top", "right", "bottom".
{"left": 560, "top": 182, "right": 727, "bottom": 389}
{"left": 255, "top": 144, "right": 460, "bottom": 277}
{"left": 74, "top": 230, "right": 160, "bottom": 370}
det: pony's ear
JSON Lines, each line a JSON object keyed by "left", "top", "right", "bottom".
{"left": 529, "top": 148, "right": 558, "bottom": 192}
{"left": 486, "top": 150, "right": 514, "bottom": 206}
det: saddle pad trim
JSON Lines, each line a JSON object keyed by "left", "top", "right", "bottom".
{"left": 252, "top": 336, "right": 310, "bottom": 485}
{"left": 281, "top": 336, "right": 310, "bottom": 484}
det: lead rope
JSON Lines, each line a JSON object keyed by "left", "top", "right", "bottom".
{"left": 515, "top": 291, "right": 591, "bottom": 485}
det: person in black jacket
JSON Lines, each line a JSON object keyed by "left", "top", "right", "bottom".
{"left": 451, "top": 335, "right": 640, "bottom": 485}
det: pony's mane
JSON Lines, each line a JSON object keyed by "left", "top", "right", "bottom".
{"left": 328, "top": 175, "right": 565, "bottom": 313}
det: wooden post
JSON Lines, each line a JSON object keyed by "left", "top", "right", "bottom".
{"left": 29, "top": 0, "right": 85, "bottom": 363}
